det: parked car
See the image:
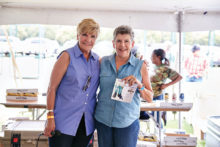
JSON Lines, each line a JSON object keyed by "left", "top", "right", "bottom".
{"left": 23, "top": 37, "right": 60, "bottom": 57}
{"left": 0, "top": 36, "right": 23, "bottom": 56}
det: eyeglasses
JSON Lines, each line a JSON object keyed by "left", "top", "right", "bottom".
{"left": 82, "top": 76, "right": 91, "bottom": 91}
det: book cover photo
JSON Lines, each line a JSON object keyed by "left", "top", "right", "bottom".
{"left": 111, "top": 78, "right": 137, "bottom": 103}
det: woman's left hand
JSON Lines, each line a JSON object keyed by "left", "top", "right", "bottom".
{"left": 160, "top": 84, "right": 168, "bottom": 90}
{"left": 122, "top": 75, "right": 142, "bottom": 88}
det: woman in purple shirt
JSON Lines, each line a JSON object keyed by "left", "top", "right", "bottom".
{"left": 44, "top": 18, "right": 100, "bottom": 147}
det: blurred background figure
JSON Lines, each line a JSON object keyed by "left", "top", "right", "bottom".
{"left": 185, "top": 45, "right": 208, "bottom": 83}
{"left": 141, "top": 48, "right": 182, "bottom": 127}
{"left": 184, "top": 44, "right": 209, "bottom": 136}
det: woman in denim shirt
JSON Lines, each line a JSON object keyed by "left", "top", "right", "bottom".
{"left": 95, "top": 25, "right": 153, "bottom": 147}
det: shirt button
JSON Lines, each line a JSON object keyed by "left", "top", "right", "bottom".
{"left": 86, "top": 94, "right": 89, "bottom": 97}
{"left": 85, "top": 102, "right": 87, "bottom": 104}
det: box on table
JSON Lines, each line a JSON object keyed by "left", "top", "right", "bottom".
{"left": 6, "top": 89, "right": 38, "bottom": 101}
{"left": 0, "top": 120, "right": 48, "bottom": 147}
{"left": 163, "top": 135, "right": 197, "bottom": 146}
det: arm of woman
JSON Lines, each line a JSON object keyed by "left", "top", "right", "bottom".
{"left": 161, "top": 74, "right": 182, "bottom": 90}
{"left": 122, "top": 63, "right": 153, "bottom": 103}
{"left": 139, "top": 62, "right": 153, "bottom": 102}
{"left": 44, "top": 52, "right": 70, "bottom": 137}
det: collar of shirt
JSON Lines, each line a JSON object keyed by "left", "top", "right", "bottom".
{"left": 73, "top": 43, "right": 97, "bottom": 61}
{"left": 154, "top": 64, "right": 164, "bottom": 70}
{"left": 110, "top": 53, "right": 136, "bottom": 67}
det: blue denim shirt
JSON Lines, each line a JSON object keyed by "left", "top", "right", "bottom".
{"left": 54, "top": 43, "right": 100, "bottom": 136}
{"left": 95, "top": 54, "right": 143, "bottom": 128}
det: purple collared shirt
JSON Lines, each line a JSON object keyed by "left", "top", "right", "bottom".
{"left": 54, "top": 43, "right": 100, "bottom": 136}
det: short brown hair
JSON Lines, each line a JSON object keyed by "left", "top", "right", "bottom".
{"left": 113, "top": 25, "right": 134, "bottom": 41}
{"left": 77, "top": 18, "right": 100, "bottom": 37}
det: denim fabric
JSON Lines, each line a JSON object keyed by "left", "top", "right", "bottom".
{"left": 95, "top": 119, "right": 140, "bottom": 147}
{"left": 152, "top": 94, "right": 164, "bottom": 124}
{"left": 186, "top": 76, "right": 203, "bottom": 82}
{"left": 95, "top": 54, "right": 143, "bottom": 128}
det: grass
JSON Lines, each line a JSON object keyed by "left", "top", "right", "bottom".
{"left": 197, "top": 140, "right": 206, "bottom": 147}
{"left": 165, "top": 119, "right": 205, "bottom": 147}
{"left": 165, "top": 118, "right": 193, "bottom": 134}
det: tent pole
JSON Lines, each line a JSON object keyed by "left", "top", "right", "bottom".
{"left": 178, "top": 11, "right": 183, "bottom": 130}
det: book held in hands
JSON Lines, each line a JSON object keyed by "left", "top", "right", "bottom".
{"left": 111, "top": 78, "right": 137, "bottom": 103}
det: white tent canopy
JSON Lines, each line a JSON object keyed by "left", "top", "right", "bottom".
{"left": 0, "top": 0, "right": 220, "bottom": 32}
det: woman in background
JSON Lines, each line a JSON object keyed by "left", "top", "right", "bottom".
{"left": 150, "top": 48, "right": 182, "bottom": 125}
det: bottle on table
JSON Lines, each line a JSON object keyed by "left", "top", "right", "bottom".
{"left": 164, "top": 93, "right": 169, "bottom": 102}
{"left": 172, "top": 93, "right": 177, "bottom": 103}
{"left": 179, "top": 93, "right": 184, "bottom": 102}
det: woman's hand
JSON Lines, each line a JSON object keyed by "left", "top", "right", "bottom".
{"left": 160, "top": 84, "right": 168, "bottom": 90}
{"left": 44, "top": 118, "right": 55, "bottom": 137}
{"left": 122, "top": 75, "right": 142, "bottom": 88}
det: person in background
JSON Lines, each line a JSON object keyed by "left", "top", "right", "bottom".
{"left": 149, "top": 49, "right": 182, "bottom": 126}
{"left": 185, "top": 45, "right": 208, "bottom": 82}
{"left": 95, "top": 25, "right": 153, "bottom": 147}
{"left": 44, "top": 18, "right": 100, "bottom": 147}
{"left": 184, "top": 45, "right": 208, "bottom": 136}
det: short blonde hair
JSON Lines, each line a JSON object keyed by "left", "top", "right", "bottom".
{"left": 77, "top": 18, "right": 100, "bottom": 37}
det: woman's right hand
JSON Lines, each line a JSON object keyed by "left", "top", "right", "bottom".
{"left": 44, "top": 118, "right": 55, "bottom": 137}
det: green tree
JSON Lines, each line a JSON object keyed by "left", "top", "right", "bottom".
{"left": 55, "top": 26, "right": 76, "bottom": 46}
{"left": 44, "top": 25, "right": 60, "bottom": 40}
{"left": 17, "top": 25, "right": 39, "bottom": 40}
{"left": 185, "top": 31, "right": 209, "bottom": 45}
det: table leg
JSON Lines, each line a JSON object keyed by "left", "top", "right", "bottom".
{"left": 36, "top": 108, "right": 39, "bottom": 119}
{"left": 32, "top": 108, "right": 35, "bottom": 120}
{"left": 146, "top": 111, "right": 159, "bottom": 128}
{"left": 159, "top": 111, "right": 162, "bottom": 147}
